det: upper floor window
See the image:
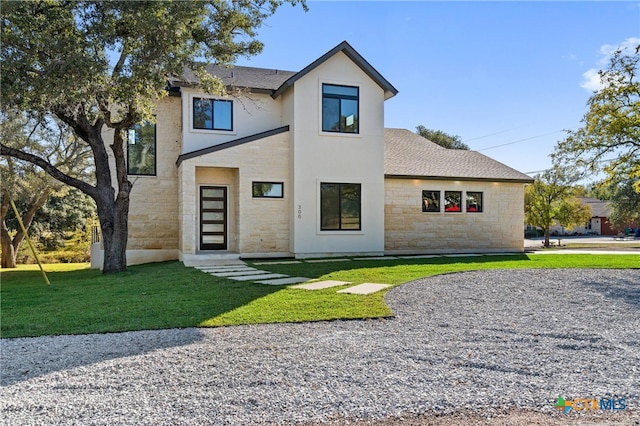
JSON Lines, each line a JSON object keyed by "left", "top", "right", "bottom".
{"left": 322, "top": 84, "right": 359, "bottom": 134}
{"left": 193, "top": 98, "right": 233, "bottom": 131}
{"left": 320, "top": 182, "right": 361, "bottom": 230}
{"left": 127, "top": 122, "right": 156, "bottom": 176}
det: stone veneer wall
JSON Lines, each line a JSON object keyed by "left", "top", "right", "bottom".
{"left": 179, "top": 131, "right": 290, "bottom": 257}
{"left": 384, "top": 178, "right": 526, "bottom": 253}
{"left": 126, "top": 97, "right": 181, "bottom": 252}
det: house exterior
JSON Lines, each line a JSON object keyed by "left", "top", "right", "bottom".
{"left": 91, "top": 41, "right": 533, "bottom": 268}
{"left": 549, "top": 197, "right": 636, "bottom": 236}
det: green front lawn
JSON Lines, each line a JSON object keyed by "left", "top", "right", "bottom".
{"left": 1, "top": 254, "right": 637, "bottom": 338}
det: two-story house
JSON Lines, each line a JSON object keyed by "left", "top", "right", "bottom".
{"left": 91, "top": 41, "right": 533, "bottom": 268}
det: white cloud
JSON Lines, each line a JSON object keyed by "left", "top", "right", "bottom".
{"left": 580, "top": 68, "right": 602, "bottom": 91}
{"left": 598, "top": 37, "right": 640, "bottom": 62}
{"left": 580, "top": 37, "right": 640, "bottom": 92}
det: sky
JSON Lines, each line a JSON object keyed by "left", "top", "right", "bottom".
{"left": 234, "top": 1, "right": 640, "bottom": 178}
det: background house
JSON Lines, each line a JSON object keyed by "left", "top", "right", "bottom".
{"left": 549, "top": 197, "right": 636, "bottom": 236}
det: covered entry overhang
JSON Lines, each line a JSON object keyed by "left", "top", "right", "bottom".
{"left": 176, "top": 126, "right": 291, "bottom": 264}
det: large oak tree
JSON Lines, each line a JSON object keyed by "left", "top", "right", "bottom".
{"left": 553, "top": 43, "right": 639, "bottom": 222}
{"left": 1, "top": 0, "right": 305, "bottom": 273}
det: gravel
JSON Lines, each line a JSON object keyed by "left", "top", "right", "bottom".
{"left": 1, "top": 269, "right": 639, "bottom": 425}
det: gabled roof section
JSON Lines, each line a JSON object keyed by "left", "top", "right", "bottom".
{"left": 271, "top": 41, "right": 399, "bottom": 100}
{"left": 176, "top": 126, "right": 289, "bottom": 166}
{"left": 384, "top": 129, "right": 534, "bottom": 183}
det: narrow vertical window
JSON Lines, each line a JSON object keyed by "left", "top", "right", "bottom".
{"left": 466, "top": 192, "right": 483, "bottom": 213}
{"left": 322, "top": 84, "right": 359, "bottom": 133}
{"left": 127, "top": 122, "right": 156, "bottom": 176}
{"left": 321, "top": 183, "right": 361, "bottom": 230}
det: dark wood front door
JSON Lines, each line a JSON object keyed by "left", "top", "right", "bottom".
{"left": 200, "top": 186, "right": 227, "bottom": 250}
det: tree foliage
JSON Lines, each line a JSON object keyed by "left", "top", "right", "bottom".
{"left": 591, "top": 177, "right": 640, "bottom": 228}
{"left": 416, "top": 125, "right": 469, "bottom": 150}
{"left": 524, "top": 166, "right": 592, "bottom": 247}
{"left": 1, "top": 110, "right": 92, "bottom": 268}
{"left": 553, "top": 44, "right": 639, "bottom": 191}
{"left": 1, "top": 0, "right": 305, "bottom": 273}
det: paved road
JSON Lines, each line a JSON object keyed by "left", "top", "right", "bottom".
{"left": 525, "top": 235, "right": 639, "bottom": 249}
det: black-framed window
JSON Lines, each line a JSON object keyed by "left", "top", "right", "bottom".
{"left": 252, "top": 182, "right": 284, "bottom": 198}
{"left": 320, "top": 183, "right": 361, "bottom": 231}
{"left": 422, "top": 190, "right": 440, "bottom": 212}
{"left": 444, "top": 191, "right": 462, "bottom": 212}
{"left": 127, "top": 122, "right": 156, "bottom": 175}
{"left": 322, "top": 84, "right": 359, "bottom": 133}
{"left": 466, "top": 191, "right": 483, "bottom": 213}
{"left": 193, "top": 98, "right": 233, "bottom": 131}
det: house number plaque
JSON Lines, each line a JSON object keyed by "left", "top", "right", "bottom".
{"left": 298, "top": 205, "right": 302, "bottom": 219}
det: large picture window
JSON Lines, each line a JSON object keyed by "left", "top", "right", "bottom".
{"left": 322, "top": 84, "right": 359, "bottom": 133}
{"left": 193, "top": 98, "right": 233, "bottom": 131}
{"left": 466, "top": 191, "right": 483, "bottom": 212}
{"left": 422, "top": 190, "right": 440, "bottom": 212}
{"left": 321, "top": 183, "right": 361, "bottom": 231}
{"left": 127, "top": 122, "right": 156, "bottom": 175}
{"left": 444, "top": 191, "right": 462, "bottom": 212}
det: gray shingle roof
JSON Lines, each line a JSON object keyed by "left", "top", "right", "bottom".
{"left": 171, "top": 64, "right": 297, "bottom": 92}
{"left": 577, "top": 197, "right": 611, "bottom": 217}
{"left": 384, "top": 128, "right": 534, "bottom": 183}
{"left": 169, "top": 41, "right": 397, "bottom": 99}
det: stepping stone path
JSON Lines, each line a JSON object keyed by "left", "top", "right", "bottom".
{"left": 194, "top": 264, "right": 308, "bottom": 286}
{"left": 337, "top": 283, "right": 391, "bottom": 294}
{"left": 193, "top": 265, "right": 391, "bottom": 294}
{"left": 292, "top": 280, "right": 351, "bottom": 290}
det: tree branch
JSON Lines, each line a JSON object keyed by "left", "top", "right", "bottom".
{"left": 1, "top": 143, "right": 98, "bottom": 199}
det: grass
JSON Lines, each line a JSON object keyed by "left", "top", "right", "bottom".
{"left": 1, "top": 254, "right": 638, "bottom": 338}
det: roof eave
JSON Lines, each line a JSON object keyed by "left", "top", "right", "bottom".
{"left": 384, "top": 174, "right": 534, "bottom": 184}
{"left": 168, "top": 81, "right": 275, "bottom": 96}
{"left": 271, "top": 40, "right": 398, "bottom": 100}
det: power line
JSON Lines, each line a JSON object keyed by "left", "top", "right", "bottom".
{"left": 464, "top": 124, "right": 531, "bottom": 142}
{"left": 475, "top": 130, "right": 564, "bottom": 152}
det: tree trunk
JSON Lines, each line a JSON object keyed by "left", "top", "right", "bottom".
{"left": 1, "top": 226, "right": 17, "bottom": 268}
{"left": 90, "top": 126, "right": 132, "bottom": 274}
{"left": 95, "top": 190, "right": 130, "bottom": 274}
{"left": 0, "top": 194, "right": 15, "bottom": 268}
{"left": 543, "top": 228, "right": 551, "bottom": 248}
{"left": 0, "top": 188, "right": 51, "bottom": 268}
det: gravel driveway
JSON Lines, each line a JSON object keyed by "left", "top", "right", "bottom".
{"left": 1, "top": 269, "right": 639, "bottom": 425}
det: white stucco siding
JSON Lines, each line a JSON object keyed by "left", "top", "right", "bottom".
{"left": 288, "top": 51, "right": 386, "bottom": 256}
{"left": 180, "top": 88, "right": 284, "bottom": 154}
